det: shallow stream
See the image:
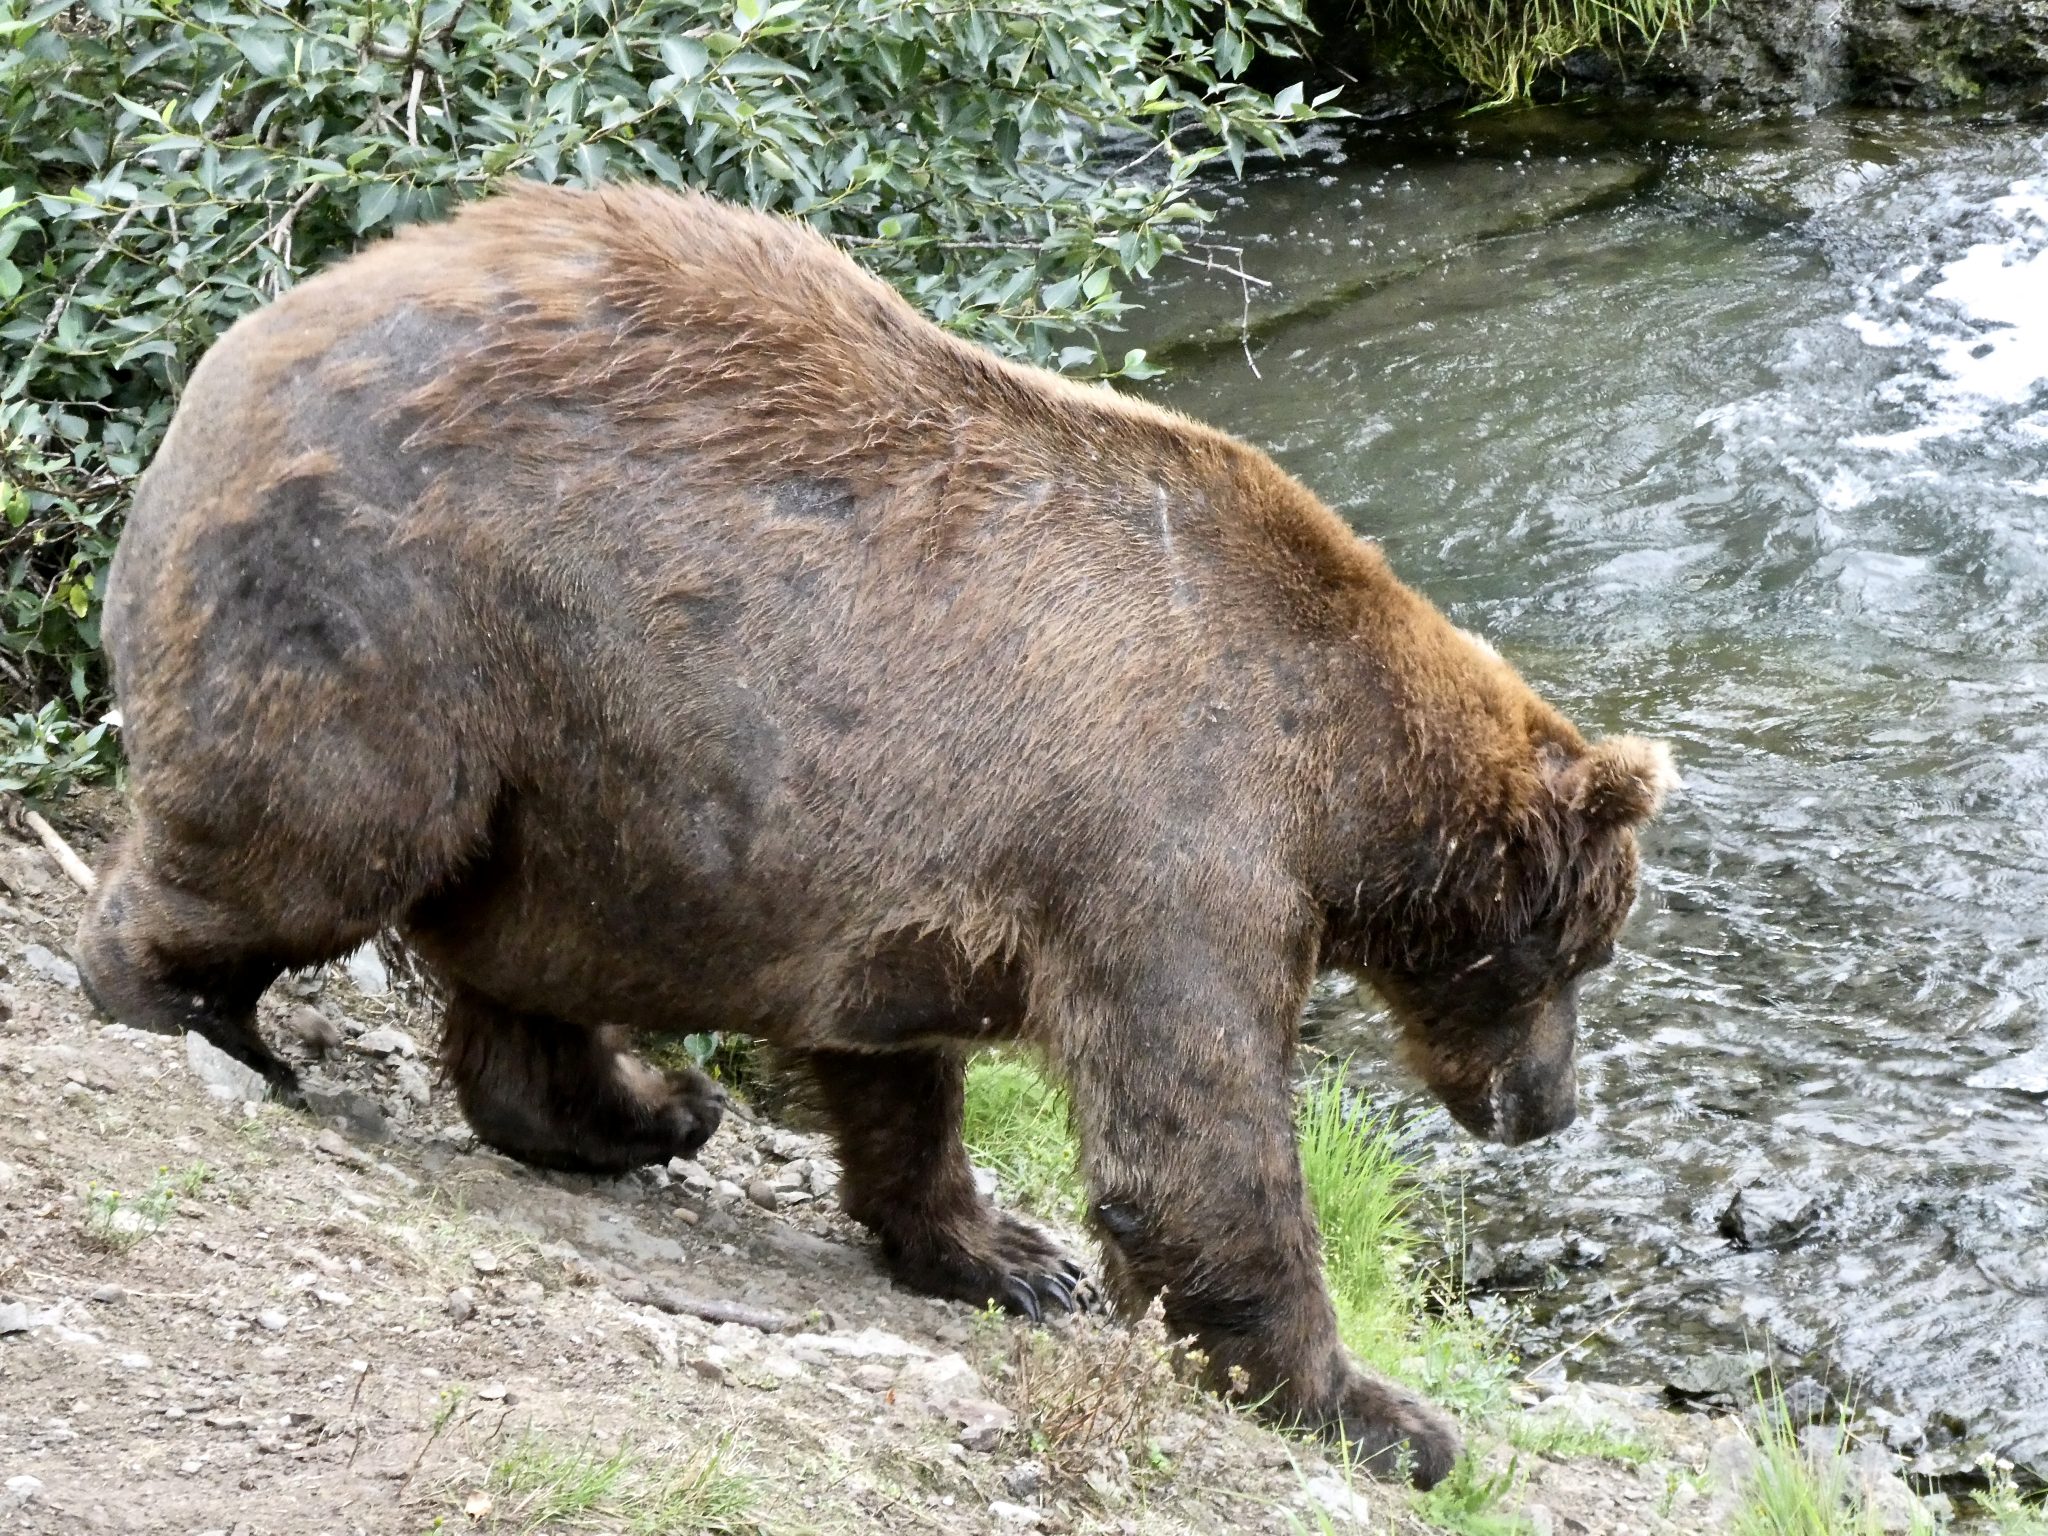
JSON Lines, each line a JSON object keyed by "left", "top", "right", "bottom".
{"left": 1138, "top": 106, "right": 2048, "bottom": 1475}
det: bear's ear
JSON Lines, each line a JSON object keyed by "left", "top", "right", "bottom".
{"left": 1552, "top": 736, "right": 1679, "bottom": 827}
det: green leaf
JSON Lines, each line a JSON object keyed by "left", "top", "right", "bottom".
{"left": 0, "top": 260, "right": 20, "bottom": 300}
{"left": 659, "top": 36, "right": 710, "bottom": 82}
{"left": 231, "top": 28, "right": 291, "bottom": 78}
{"left": 353, "top": 180, "right": 400, "bottom": 234}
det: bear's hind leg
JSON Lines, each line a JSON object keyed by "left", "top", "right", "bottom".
{"left": 75, "top": 834, "right": 339, "bottom": 1104}
{"left": 800, "top": 1047, "right": 1084, "bottom": 1320}
{"left": 441, "top": 989, "right": 727, "bottom": 1174}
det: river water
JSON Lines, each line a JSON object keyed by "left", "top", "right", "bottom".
{"left": 1138, "top": 106, "right": 2048, "bottom": 1475}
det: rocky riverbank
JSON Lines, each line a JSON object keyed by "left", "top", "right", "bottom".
{"left": 0, "top": 796, "right": 1968, "bottom": 1534}
{"left": 1311, "top": 0, "right": 2048, "bottom": 115}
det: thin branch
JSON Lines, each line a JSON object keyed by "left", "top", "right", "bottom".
{"left": 26, "top": 205, "right": 140, "bottom": 357}
{"left": 23, "top": 809, "right": 96, "bottom": 893}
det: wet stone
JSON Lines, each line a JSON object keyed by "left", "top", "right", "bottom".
{"left": 1666, "top": 1352, "right": 1766, "bottom": 1406}
{"left": 1718, "top": 1184, "right": 1822, "bottom": 1249}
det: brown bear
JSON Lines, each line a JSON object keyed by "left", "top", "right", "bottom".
{"left": 75, "top": 182, "right": 1674, "bottom": 1488}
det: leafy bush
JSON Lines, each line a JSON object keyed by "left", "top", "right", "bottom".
{"left": 1348, "top": 0, "right": 1708, "bottom": 101}
{"left": 0, "top": 0, "right": 1326, "bottom": 777}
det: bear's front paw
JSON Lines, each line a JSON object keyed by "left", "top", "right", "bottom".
{"left": 653, "top": 1066, "right": 728, "bottom": 1161}
{"left": 1316, "top": 1369, "right": 1462, "bottom": 1490}
{"left": 886, "top": 1208, "right": 1088, "bottom": 1322}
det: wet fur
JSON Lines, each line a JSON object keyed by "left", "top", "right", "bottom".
{"left": 75, "top": 182, "right": 1672, "bottom": 1488}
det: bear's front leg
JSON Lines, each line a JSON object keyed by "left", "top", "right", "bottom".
{"left": 800, "top": 1046, "right": 1086, "bottom": 1319}
{"left": 1049, "top": 941, "right": 1461, "bottom": 1490}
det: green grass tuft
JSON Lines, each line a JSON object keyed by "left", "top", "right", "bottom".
{"left": 962, "top": 1054, "right": 1082, "bottom": 1219}
{"left": 81, "top": 1162, "right": 213, "bottom": 1253}
{"left": 1507, "top": 1413, "right": 1652, "bottom": 1465}
{"left": 961, "top": 1054, "right": 1514, "bottom": 1424}
{"left": 1353, "top": 0, "right": 1711, "bottom": 102}
{"left": 480, "top": 1432, "right": 755, "bottom": 1533}
{"left": 1732, "top": 1382, "right": 1936, "bottom": 1536}
{"left": 1298, "top": 1073, "right": 1515, "bottom": 1423}
{"left": 1411, "top": 1450, "right": 1531, "bottom": 1535}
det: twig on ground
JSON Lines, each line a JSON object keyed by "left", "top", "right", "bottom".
{"left": 23, "top": 809, "right": 97, "bottom": 893}
{"left": 609, "top": 1276, "right": 794, "bottom": 1333}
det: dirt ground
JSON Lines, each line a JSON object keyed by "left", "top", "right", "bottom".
{"left": 0, "top": 797, "right": 1734, "bottom": 1536}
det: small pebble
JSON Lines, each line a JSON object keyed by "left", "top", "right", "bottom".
{"left": 256, "top": 1310, "right": 289, "bottom": 1333}
{"left": 745, "top": 1178, "right": 780, "bottom": 1211}
{"left": 470, "top": 1249, "right": 501, "bottom": 1275}
{"left": 90, "top": 1284, "right": 127, "bottom": 1305}
{"left": 445, "top": 1288, "right": 476, "bottom": 1323}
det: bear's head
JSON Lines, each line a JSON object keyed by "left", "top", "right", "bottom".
{"left": 1358, "top": 734, "right": 1678, "bottom": 1147}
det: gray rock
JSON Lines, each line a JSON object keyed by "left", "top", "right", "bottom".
{"left": 1003, "top": 1461, "right": 1045, "bottom": 1499}
{"left": 343, "top": 942, "right": 389, "bottom": 996}
{"left": 988, "top": 1500, "right": 1043, "bottom": 1529}
{"left": 1719, "top": 1183, "right": 1822, "bottom": 1249}
{"left": 1867, "top": 1406, "right": 1927, "bottom": 1454}
{"left": 353, "top": 1027, "right": 417, "bottom": 1058}
{"left": 2, "top": 1475, "right": 42, "bottom": 1510}
{"left": 1667, "top": 1351, "right": 1767, "bottom": 1405}
{"left": 668, "top": 1158, "right": 715, "bottom": 1191}
{"left": 1847, "top": 1441, "right": 1929, "bottom": 1535}
{"left": 89, "top": 1285, "right": 126, "bottom": 1305}
{"left": 1706, "top": 1430, "right": 1759, "bottom": 1516}
{"left": 393, "top": 1062, "right": 432, "bottom": 1105}
{"left": 187, "top": 1032, "right": 269, "bottom": 1102}
{"left": 470, "top": 1249, "right": 501, "bottom": 1275}
{"left": 256, "top": 1310, "right": 289, "bottom": 1333}
{"left": 445, "top": 1287, "right": 476, "bottom": 1322}
{"left": 314, "top": 1129, "right": 374, "bottom": 1169}
{"left": 1560, "top": 1230, "right": 1609, "bottom": 1268}
{"left": 0, "top": 1301, "right": 32, "bottom": 1334}
{"left": 1628, "top": 0, "right": 2048, "bottom": 112}
{"left": 744, "top": 1178, "right": 780, "bottom": 1210}
{"left": 303, "top": 1086, "right": 390, "bottom": 1142}
{"left": 1300, "top": 1472, "right": 1374, "bottom": 1527}
{"left": 0, "top": 845, "right": 51, "bottom": 895}
{"left": 785, "top": 1328, "right": 930, "bottom": 1364}
{"left": 956, "top": 1399, "right": 1016, "bottom": 1451}
{"left": 22, "top": 944, "right": 80, "bottom": 989}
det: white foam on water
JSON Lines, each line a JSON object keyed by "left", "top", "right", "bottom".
{"left": 1924, "top": 181, "right": 2048, "bottom": 403}
{"left": 1839, "top": 177, "right": 2048, "bottom": 447}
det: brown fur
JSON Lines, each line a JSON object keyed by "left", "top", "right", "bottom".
{"left": 74, "top": 182, "right": 1674, "bottom": 1488}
